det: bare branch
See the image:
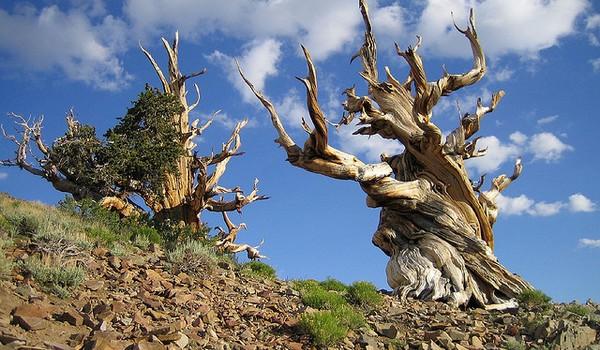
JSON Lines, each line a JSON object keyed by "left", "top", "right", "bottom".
{"left": 237, "top": 61, "right": 296, "bottom": 150}
{"left": 436, "top": 9, "right": 486, "bottom": 95}
{"left": 139, "top": 41, "right": 170, "bottom": 93}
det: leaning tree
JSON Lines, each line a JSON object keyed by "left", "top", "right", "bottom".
{"left": 1, "top": 33, "right": 267, "bottom": 257}
{"left": 240, "top": 0, "right": 531, "bottom": 307}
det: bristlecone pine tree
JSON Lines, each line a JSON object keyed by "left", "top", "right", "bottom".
{"left": 1, "top": 33, "right": 268, "bottom": 258}
{"left": 240, "top": 0, "right": 532, "bottom": 307}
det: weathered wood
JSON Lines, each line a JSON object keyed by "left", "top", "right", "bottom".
{"left": 241, "top": 0, "right": 532, "bottom": 307}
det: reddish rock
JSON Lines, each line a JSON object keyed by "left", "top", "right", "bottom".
{"left": 55, "top": 308, "right": 84, "bottom": 326}
{"left": 12, "top": 314, "right": 46, "bottom": 331}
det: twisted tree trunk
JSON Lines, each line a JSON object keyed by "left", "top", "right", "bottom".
{"left": 240, "top": 0, "right": 531, "bottom": 307}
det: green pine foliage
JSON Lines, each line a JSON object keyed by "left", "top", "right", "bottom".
{"left": 49, "top": 86, "right": 185, "bottom": 199}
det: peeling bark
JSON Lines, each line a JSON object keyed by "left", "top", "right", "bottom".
{"left": 241, "top": 0, "right": 531, "bottom": 307}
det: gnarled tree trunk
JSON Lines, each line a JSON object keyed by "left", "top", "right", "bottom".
{"left": 240, "top": 0, "right": 531, "bottom": 307}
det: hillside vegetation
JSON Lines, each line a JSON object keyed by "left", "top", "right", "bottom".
{"left": 0, "top": 193, "right": 598, "bottom": 349}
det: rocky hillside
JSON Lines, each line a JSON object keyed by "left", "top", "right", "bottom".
{"left": 0, "top": 193, "right": 598, "bottom": 350}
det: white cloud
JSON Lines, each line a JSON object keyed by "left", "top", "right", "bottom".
{"left": 275, "top": 89, "right": 309, "bottom": 129}
{"left": 497, "top": 192, "right": 596, "bottom": 217}
{"left": 0, "top": 172, "right": 7, "bottom": 180}
{"left": 207, "top": 39, "right": 282, "bottom": 104}
{"left": 489, "top": 67, "right": 514, "bottom": 82}
{"left": 496, "top": 194, "right": 534, "bottom": 216}
{"left": 415, "top": 0, "right": 588, "bottom": 60}
{"left": 591, "top": 58, "right": 600, "bottom": 72}
{"left": 537, "top": 115, "right": 559, "bottom": 125}
{"left": 467, "top": 131, "right": 572, "bottom": 174}
{"left": 528, "top": 132, "right": 573, "bottom": 162}
{"left": 124, "top": 0, "right": 364, "bottom": 61}
{"left": 467, "top": 136, "right": 520, "bottom": 174}
{"left": 496, "top": 194, "right": 563, "bottom": 217}
{"left": 586, "top": 14, "right": 600, "bottom": 30}
{"left": 337, "top": 121, "right": 404, "bottom": 162}
{"left": 509, "top": 131, "right": 527, "bottom": 145}
{"left": 0, "top": 5, "right": 131, "bottom": 90}
{"left": 530, "top": 201, "right": 564, "bottom": 216}
{"left": 579, "top": 238, "right": 600, "bottom": 248}
{"left": 569, "top": 193, "right": 597, "bottom": 212}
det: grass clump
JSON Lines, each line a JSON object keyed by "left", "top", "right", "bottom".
{"left": 347, "top": 281, "right": 383, "bottom": 308}
{"left": 563, "top": 303, "right": 592, "bottom": 317}
{"left": 300, "top": 311, "right": 348, "bottom": 346}
{"left": 19, "top": 258, "right": 85, "bottom": 298}
{"left": 241, "top": 261, "right": 276, "bottom": 279}
{"left": 167, "top": 240, "right": 222, "bottom": 274}
{"left": 0, "top": 235, "right": 13, "bottom": 279}
{"left": 293, "top": 278, "right": 370, "bottom": 346}
{"left": 518, "top": 289, "right": 552, "bottom": 311}
{"left": 504, "top": 338, "right": 526, "bottom": 350}
{"left": 302, "top": 286, "right": 346, "bottom": 310}
{"left": 320, "top": 277, "right": 348, "bottom": 292}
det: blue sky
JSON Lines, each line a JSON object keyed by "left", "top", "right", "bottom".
{"left": 0, "top": 0, "right": 599, "bottom": 302}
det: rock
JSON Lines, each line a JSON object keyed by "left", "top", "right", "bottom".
{"left": 447, "top": 328, "right": 468, "bottom": 342}
{"left": 173, "top": 333, "right": 189, "bottom": 348}
{"left": 131, "top": 340, "right": 166, "bottom": 350}
{"left": 374, "top": 323, "right": 399, "bottom": 339}
{"left": 429, "top": 340, "right": 443, "bottom": 350}
{"left": 92, "top": 247, "right": 109, "bottom": 257}
{"left": 44, "top": 341, "right": 74, "bottom": 350}
{"left": 470, "top": 335, "right": 484, "bottom": 349}
{"left": 108, "top": 256, "right": 121, "bottom": 270}
{"left": 553, "top": 321, "right": 597, "bottom": 350}
{"left": 12, "top": 314, "right": 46, "bottom": 331}
{"left": 85, "top": 280, "right": 105, "bottom": 291}
{"left": 284, "top": 341, "right": 303, "bottom": 350}
{"left": 55, "top": 309, "right": 84, "bottom": 326}
{"left": 12, "top": 303, "right": 52, "bottom": 319}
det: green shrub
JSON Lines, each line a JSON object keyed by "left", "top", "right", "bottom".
{"left": 242, "top": 261, "right": 276, "bottom": 279}
{"left": 300, "top": 284, "right": 346, "bottom": 310}
{"left": 518, "top": 289, "right": 552, "bottom": 310}
{"left": 167, "top": 240, "right": 220, "bottom": 274}
{"left": 333, "top": 305, "right": 365, "bottom": 329}
{"left": 292, "top": 279, "right": 321, "bottom": 292}
{"left": 20, "top": 258, "right": 85, "bottom": 298}
{"left": 0, "top": 236, "right": 13, "bottom": 279}
{"left": 347, "top": 281, "right": 383, "bottom": 308}
{"left": 320, "top": 277, "right": 348, "bottom": 292}
{"left": 564, "top": 304, "right": 592, "bottom": 317}
{"left": 16, "top": 216, "right": 39, "bottom": 236}
{"left": 300, "top": 311, "right": 348, "bottom": 346}
{"left": 504, "top": 338, "right": 526, "bottom": 350}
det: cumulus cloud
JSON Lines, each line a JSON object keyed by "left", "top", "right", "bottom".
{"left": 509, "top": 131, "right": 527, "bottom": 145}
{"left": 467, "top": 136, "right": 520, "bottom": 174}
{"left": 467, "top": 130, "right": 572, "bottom": 174}
{"left": 579, "top": 238, "right": 600, "bottom": 248}
{"left": 124, "top": 0, "right": 364, "bottom": 61}
{"left": 0, "top": 5, "right": 131, "bottom": 90}
{"left": 207, "top": 39, "right": 282, "bottom": 104}
{"left": 569, "top": 193, "right": 597, "bottom": 212}
{"left": 275, "top": 89, "right": 309, "bottom": 129}
{"left": 528, "top": 132, "right": 573, "bottom": 162}
{"left": 0, "top": 172, "right": 7, "bottom": 180}
{"left": 497, "top": 193, "right": 596, "bottom": 217}
{"left": 415, "top": 0, "right": 588, "bottom": 60}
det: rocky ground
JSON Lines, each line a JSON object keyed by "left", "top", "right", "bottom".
{"left": 0, "top": 241, "right": 599, "bottom": 349}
